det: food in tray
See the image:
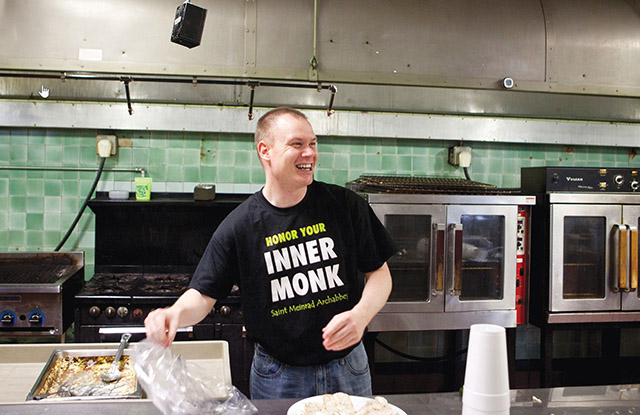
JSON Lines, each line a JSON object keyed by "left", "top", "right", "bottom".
{"left": 302, "top": 392, "right": 396, "bottom": 415}
{"left": 37, "top": 355, "right": 137, "bottom": 399}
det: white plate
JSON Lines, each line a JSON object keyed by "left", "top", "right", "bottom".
{"left": 287, "top": 395, "right": 407, "bottom": 415}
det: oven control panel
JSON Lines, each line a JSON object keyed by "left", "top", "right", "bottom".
{"left": 516, "top": 206, "right": 529, "bottom": 325}
{"left": 522, "top": 167, "right": 640, "bottom": 193}
{"left": 0, "top": 293, "right": 62, "bottom": 334}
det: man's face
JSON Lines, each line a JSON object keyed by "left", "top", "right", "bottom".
{"left": 263, "top": 114, "right": 318, "bottom": 190}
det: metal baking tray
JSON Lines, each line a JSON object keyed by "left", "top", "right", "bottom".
{"left": 26, "top": 348, "right": 142, "bottom": 401}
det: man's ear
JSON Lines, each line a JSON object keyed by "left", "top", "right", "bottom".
{"left": 257, "top": 140, "right": 270, "bottom": 162}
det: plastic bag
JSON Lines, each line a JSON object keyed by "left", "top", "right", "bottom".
{"left": 131, "top": 340, "right": 257, "bottom": 415}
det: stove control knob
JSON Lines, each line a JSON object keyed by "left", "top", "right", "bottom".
{"left": 219, "top": 305, "right": 232, "bottom": 316}
{"left": 615, "top": 175, "right": 624, "bottom": 185}
{"left": 1, "top": 311, "right": 15, "bottom": 325}
{"left": 631, "top": 180, "right": 639, "bottom": 191}
{"left": 89, "top": 306, "right": 101, "bottom": 318}
{"left": 132, "top": 308, "right": 144, "bottom": 320}
{"left": 105, "top": 306, "right": 116, "bottom": 319}
{"left": 28, "top": 311, "right": 44, "bottom": 325}
{"left": 117, "top": 306, "right": 129, "bottom": 318}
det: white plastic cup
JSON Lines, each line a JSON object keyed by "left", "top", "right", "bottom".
{"left": 462, "top": 405, "right": 509, "bottom": 415}
{"left": 462, "top": 324, "right": 510, "bottom": 415}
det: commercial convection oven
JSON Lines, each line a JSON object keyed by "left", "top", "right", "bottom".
{"left": 349, "top": 175, "right": 535, "bottom": 332}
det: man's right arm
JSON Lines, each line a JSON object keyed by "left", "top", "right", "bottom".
{"left": 144, "top": 288, "right": 216, "bottom": 348}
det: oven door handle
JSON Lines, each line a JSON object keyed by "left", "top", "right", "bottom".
{"left": 98, "top": 326, "right": 194, "bottom": 335}
{"left": 612, "top": 224, "right": 627, "bottom": 293}
{"left": 447, "top": 223, "right": 463, "bottom": 296}
{"left": 432, "top": 223, "right": 446, "bottom": 295}
{"left": 629, "top": 225, "right": 638, "bottom": 292}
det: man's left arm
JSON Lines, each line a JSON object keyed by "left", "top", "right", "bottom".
{"left": 322, "top": 262, "right": 392, "bottom": 351}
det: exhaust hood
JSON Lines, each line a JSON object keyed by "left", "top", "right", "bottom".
{"left": 0, "top": 0, "right": 638, "bottom": 127}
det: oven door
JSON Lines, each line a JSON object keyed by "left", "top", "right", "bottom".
{"left": 445, "top": 205, "right": 517, "bottom": 312}
{"left": 622, "top": 205, "right": 640, "bottom": 311}
{"left": 370, "top": 203, "right": 446, "bottom": 314}
{"left": 550, "top": 204, "right": 621, "bottom": 312}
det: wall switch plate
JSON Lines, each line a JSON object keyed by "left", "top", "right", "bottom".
{"left": 96, "top": 135, "right": 118, "bottom": 156}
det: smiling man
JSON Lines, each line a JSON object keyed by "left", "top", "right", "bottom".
{"left": 145, "top": 107, "right": 398, "bottom": 399}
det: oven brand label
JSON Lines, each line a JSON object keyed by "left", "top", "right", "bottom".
{"left": 565, "top": 176, "right": 584, "bottom": 182}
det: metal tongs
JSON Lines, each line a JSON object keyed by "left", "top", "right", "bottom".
{"left": 101, "top": 333, "right": 132, "bottom": 383}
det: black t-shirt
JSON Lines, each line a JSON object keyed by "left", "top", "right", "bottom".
{"left": 189, "top": 181, "right": 398, "bottom": 366}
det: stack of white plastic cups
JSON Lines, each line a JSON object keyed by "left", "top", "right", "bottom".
{"left": 462, "top": 324, "right": 511, "bottom": 415}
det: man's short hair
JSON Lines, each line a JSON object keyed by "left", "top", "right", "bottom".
{"left": 255, "top": 107, "right": 308, "bottom": 147}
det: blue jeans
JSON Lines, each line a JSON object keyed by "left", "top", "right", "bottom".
{"left": 250, "top": 341, "right": 372, "bottom": 399}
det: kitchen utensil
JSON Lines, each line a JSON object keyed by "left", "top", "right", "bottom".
{"left": 101, "top": 333, "right": 132, "bottom": 383}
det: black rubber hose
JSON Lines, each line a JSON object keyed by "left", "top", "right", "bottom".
{"left": 463, "top": 167, "right": 471, "bottom": 181}
{"left": 374, "top": 337, "right": 467, "bottom": 363}
{"left": 54, "top": 157, "right": 107, "bottom": 251}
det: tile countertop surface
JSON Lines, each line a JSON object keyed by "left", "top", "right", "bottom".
{"left": 1, "top": 343, "right": 638, "bottom": 414}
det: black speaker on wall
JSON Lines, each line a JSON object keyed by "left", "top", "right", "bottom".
{"left": 171, "top": 1, "right": 207, "bottom": 49}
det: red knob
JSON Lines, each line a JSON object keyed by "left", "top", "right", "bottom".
{"left": 132, "top": 308, "right": 144, "bottom": 320}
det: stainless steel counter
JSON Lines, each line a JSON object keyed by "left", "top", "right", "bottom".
{"left": 0, "top": 341, "right": 231, "bottom": 404}
{"left": 0, "top": 385, "right": 638, "bottom": 414}
{"left": 1, "top": 342, "right": 638, "bottom": 413}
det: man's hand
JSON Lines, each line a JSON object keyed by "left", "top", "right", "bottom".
{"left": 322, "top": 262, "right": 393, "bottom": 351}
{"left": 144, "top": 307, "right": 179, "bottom": 348}
{"left": 144, "top": 288, "right": 216, "bottom": 349}
{"left": 322, "top": 309, "right": 368, "bottom": 351}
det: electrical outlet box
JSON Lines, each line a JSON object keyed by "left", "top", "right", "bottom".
{"left": 96, "top": 135, "right": 118, "bottom": 156}
{"left": 448, "top": 146, "right": 472, "bottom": 167}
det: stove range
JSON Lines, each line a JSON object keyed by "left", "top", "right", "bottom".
{"left": 74, "top": 192, "right": 253, "bottom": 395}
{"left": 74, "top": 269, "right": 247, "bottom": 395}
{"left": 74, "top": 271, "right": 241, "bottom": 342}
{"left": 0, "top": 252, "right": 84, "bottom": 338}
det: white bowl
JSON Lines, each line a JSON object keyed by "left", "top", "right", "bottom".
{"left": 108, "top": 190, "right": 129, "bottom": 200}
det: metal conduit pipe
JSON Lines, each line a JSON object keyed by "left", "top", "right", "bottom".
{"left": 0, "top": 71, "right": 338, "bottom": 119}
{"left": 0, "top": 166, "right": 146, "bottom": 176}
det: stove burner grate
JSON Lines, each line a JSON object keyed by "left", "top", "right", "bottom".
{"left": 0, "top": 264, "right": 80, "bottom": 285}
{"left": 347, "top": 175, "right": 515, "bottom": 195}
{"left": 84, "top": 272, "right": 192, "bottom": 296}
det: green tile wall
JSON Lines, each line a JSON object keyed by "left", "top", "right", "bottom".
{"left": 1, "top": 127, "right": 639, "bottom": 360}
{"left": 3, "top": 127, "right": 640, "bottom": 271}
